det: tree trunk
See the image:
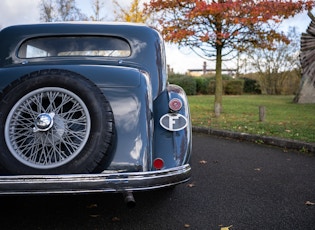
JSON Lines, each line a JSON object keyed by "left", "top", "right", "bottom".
{"left": 214, "top": 45, "right": 223, "bottom": 117}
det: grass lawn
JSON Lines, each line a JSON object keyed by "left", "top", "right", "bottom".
{"left": 188, "top": 95, "right": 315, "bottom": 143}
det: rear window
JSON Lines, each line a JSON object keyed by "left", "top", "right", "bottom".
{"left": 18, "top": 36, "right": 131, "bottom": 58}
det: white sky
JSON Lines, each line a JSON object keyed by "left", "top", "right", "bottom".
{"left": 0, "top": 0, "right": 312, "bottom": 73}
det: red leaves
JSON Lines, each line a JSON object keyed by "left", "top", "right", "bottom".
{"left": 163, "top": 26, "right": 195, "bottom": 43}
{"left": 146, "top": 0, "right": 315, "bottom": 51}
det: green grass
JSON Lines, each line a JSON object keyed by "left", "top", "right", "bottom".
{"left": 188, "top": 95, "right": 315, "bottom": 143}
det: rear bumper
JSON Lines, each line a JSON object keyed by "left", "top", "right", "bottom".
{"left": 0, "top": 164, "right": 191, "bottom": 195}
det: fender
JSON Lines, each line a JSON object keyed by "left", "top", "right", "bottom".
{"left": 152, "top": 84, "right": 192, "bottom": 169}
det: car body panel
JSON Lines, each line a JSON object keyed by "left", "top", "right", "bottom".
{"left": 0, "top": 22, "right": 191, "bottom": 194}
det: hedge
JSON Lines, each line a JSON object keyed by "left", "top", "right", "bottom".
{"left": 169, "top": 74, "right": 196, "bottom": 95}
{"left": 225, "top": 80, "right": 244, "bottom": 95}
{"left": 168, "top": 74, "right": 261, "bottom": 95}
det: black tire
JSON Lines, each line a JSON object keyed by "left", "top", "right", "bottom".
{"left": 0, "top": 69, "right": 115, "bottom": 174}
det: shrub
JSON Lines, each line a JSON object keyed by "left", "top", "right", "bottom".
{"left": 207, "top": 79, "right": 244, "bottom": 95}
{"left": 242, "top": 78, "right": 261, "bottom": 94}
{"left": 195, "top": 77, "right": 212, "bottom": 94}
{"left": 225, "top": 80, "right": 244, "bottom": 95}
{"left": 169, "top": 74, "right": 196, "bottom": 95}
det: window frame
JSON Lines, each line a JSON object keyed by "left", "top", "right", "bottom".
{"left": 18, "top": 35, "right": 132, "bottom": 59}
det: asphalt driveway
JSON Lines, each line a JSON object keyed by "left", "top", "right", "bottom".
{"left": 0, "top": 133, "right": 314, "bottom": 230}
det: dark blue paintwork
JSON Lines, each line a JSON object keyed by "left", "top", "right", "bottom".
{"left": 0, "top": 22, "right": 191, "bottom": 194}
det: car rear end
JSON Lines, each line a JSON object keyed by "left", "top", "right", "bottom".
{"left": 0, "top": 23, "right": 192, "bottom": 199}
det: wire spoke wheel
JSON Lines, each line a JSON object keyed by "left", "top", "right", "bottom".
{"left": 0, "top": 69, "right": 115, "bottom": 174}
{"left": 5, "top": 87, "right": 91, "bottom": 169}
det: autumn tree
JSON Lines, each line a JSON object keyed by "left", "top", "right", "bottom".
{"left": 145, "top": 0, "right": 315, "bottom": 117}
{"left": 113, "top": 0, "right": 150, "bottom": 23}
{"left": 246, "top": 27, "right": 301, "bottom": 95}
{"left": 40, "top": 0, "right": 87, "bottom": 22}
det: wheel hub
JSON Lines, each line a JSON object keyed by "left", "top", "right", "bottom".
{"left": 33, "top": 112, "right": 55, "bottom": 132}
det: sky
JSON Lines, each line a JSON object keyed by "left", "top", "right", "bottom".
{"left": 0, "top": 0, "right": 312, "bottom": 73}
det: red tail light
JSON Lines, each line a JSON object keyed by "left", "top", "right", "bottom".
{"left": 153, "top": 158, "right": 164, "bottom": 170}
{"left": 169, "top": 98, "right": 182, "bottom": 111}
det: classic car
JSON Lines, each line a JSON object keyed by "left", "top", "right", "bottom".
{"left": 0, "top": 22, "right": 192, "bottom": 205}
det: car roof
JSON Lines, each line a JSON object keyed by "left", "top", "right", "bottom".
{"left": 0, "top": 22, "right": 167, "bottom": 98}
{"left": 0, "top": 22, "right": 161, "bottom": 62}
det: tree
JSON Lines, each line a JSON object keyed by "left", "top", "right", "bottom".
{"left": 113, "top": 0, "right": 150, "bottom": 23}
{"left": 39, "top": 0, "right": 87, "bottom": 22}
{"left": 57, "top": 0, "right": 87, "bottom": 21}
{"left": 246, "top": 27, "right": 301, "bottom": 95}
{"left": 90, "top": 0, "right": 106, "bottom": 21}
{"left": 40, "top": 0, "right": 56, "bottom": 22}
{"left": 145, "top": 0, "right": 315, "bottom": 116}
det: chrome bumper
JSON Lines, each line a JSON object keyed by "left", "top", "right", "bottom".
{"left": 0, "top": 164, "right": 191, "bottom": 195}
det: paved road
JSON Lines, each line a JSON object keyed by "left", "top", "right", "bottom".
{"left": 0, "top": 133, "right": 314, "bottom": 230}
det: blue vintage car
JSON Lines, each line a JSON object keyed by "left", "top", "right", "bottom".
{"left": 0, "top": 22, "right": 192, "bottom": 204}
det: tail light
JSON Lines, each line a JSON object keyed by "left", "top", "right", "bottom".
{"left": 169, "top": 98, "right": 182, "bottom": 112}
{"left": 153, "top": 158, "right": 164, "bottom": 170}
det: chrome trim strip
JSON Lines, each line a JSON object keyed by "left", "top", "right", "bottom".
{"left": 0, "top": 164, "right": 191, "bottom": 195}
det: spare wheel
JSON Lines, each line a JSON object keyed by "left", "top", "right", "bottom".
{"left": 0, "top": 69, "right": 115, "bottom": 174}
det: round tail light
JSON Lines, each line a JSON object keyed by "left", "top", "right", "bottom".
{"left": 169, "top": 98, "right": 182, "bottom": 111}
{"left": 153, "top": 158, "right": 164, "bottom": 170}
